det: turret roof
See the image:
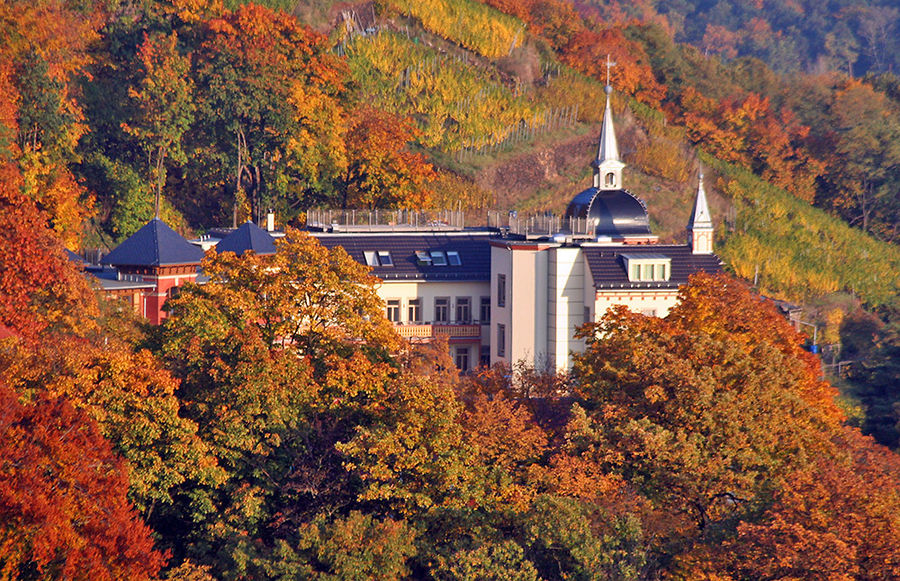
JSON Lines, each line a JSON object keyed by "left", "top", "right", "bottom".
{"left": 216, "top": 220, "right": 277, "bottom": 256}
{"left": 103, "top": 218, "right": 204, "bottom": 267}
{"left": 688, "top": 174, "right": 713, "bottom": 230}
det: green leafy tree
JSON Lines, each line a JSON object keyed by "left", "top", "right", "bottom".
{"left": 122, "top": 32, "right": 195, "bottom": 216}
{"left": 156, "top": 230, "right": 401, "bottom": 575}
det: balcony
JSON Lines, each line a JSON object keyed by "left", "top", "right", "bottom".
{"left": 396, "top": 323, "right": 482, "bottom": 340}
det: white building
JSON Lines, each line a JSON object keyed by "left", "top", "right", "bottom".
{"left": 314, "top": 230, "right": 494, "bottom": 371}
{"left": 310, "top": 85, "right": 720, "bottom": 371}
{"left": 490, "top": 85, "right": 721, "bottom": 369}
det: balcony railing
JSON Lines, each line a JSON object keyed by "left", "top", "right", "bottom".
{"left": 396, "top": 323, "right": 482, "bottom": 339}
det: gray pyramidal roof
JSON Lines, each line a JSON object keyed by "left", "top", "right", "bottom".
{"left": 216, "top": 221, "right": 277, "bottom": 256}
{"left": 103, "top": 218, "right": 204, "bottom": 267}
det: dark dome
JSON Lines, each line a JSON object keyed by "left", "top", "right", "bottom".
{"left": 564, "top": 188, "right": 651, "bottom": 237}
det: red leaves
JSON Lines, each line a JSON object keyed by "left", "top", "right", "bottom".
{"left": 725, "top": 430, "right": 900, "bottom": 579}
{"left": 0, "top": 384, "right": 166, "bottom": 580}
{"left": 560, "top": 28, "right": 665, "bottom": 105}
{"left": 0, "top": 167, "right": 97, "bottom": 339}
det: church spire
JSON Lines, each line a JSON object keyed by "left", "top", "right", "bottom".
{"left": 688, "top": 173, "right": 714, "bottom": 254}
{"left": 592, "top": 56, "right": 626, "bottom": 190}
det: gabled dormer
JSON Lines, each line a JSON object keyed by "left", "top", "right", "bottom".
{"left": 621, "top": 253, "right": 672, "bottom": 282}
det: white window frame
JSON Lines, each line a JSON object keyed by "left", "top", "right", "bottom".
{"left": 385, "top": 298, "right": 401, "bottom": 323}
{"left": 456, "top": 297, "right": 471, "bottom": 324}
{"left": 408, "top": 298, "right": 422, "bottom": 323}
{"left": 434, "top": 297, "right": 450, "bottom": 323}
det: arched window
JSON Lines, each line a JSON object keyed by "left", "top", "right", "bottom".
{"left": 605, "top": 172, "right": 616, "bottom": 187}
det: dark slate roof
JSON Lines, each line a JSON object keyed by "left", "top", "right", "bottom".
{"left": 103, "top": 218, "right": 204, "bottom": 267}
{"left": 216, "top": 221, "right": 277, "bottom": 256}
{"left": 564, "top": 188, "right": 652, "bottom": 237}
{"left": 583, "top": 245, "right": 723, "bottom": 290}
{"left": 313, "top": 232, "right": 493, "bottom": 281}
{"left": 65, "top": 249, "right": 84, "bottom": 266}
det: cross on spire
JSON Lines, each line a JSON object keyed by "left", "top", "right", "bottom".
{"left": 605, "top": 54, "right": 616, "bottom": 87}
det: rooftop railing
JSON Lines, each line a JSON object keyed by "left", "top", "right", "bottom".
{"left": 306, "top": 209, "right": 599, "bottom": 237}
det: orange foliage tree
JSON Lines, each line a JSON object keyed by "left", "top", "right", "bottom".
{"left": 560, "top": 28, "right": 665, "bottom": 106}
{"left": 194, "top": 3, "right": 347, "bottom": 217}
{"left": 121, "top": 32, "right": 195, "bottom": 214}
{"left": 570, "top": 273, "right": 847, "bottom": 543}
{"left": 338, "top": 105, "right": 436, "bottom": 209}
{"left": 0, "top": 384, "right": 166, "bottom": 580}
{"left": 675, "top": 88, "right": 823, "bottom": 202}
{"left": 0, "top": 336, "right": 221, "bottom": 517}
{"left": 0, "top": 162, "right": 96, "bottom": 339}
{"left": 721, "top": 429, "right": 900, "bottom": 579}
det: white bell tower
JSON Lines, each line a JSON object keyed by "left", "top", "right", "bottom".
{"left": 688, "top": 174, "right": 714, "bottom": 254}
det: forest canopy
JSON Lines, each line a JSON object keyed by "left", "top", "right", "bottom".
{"left": 2, "top": 0, "right": 900, "bottom": 578}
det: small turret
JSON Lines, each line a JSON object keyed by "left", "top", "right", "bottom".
{"left": 688, "top": 174, "right": 714, "bottom": 254}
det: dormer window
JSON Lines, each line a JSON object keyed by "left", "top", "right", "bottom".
{"left": 621, "top": 253, "right": 671, "bottom": 282}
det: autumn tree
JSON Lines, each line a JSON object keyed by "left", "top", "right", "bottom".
{"left": 0, "top": 335, "right": 221, "bottom": 524}
{"left": 717, "top": 429, "right": 900, "bottom": 580}
{"left": 816, "top": 79, "right": 900, "bottom": 239}
{"left": 193, "top": 3, "right": 347, "bottom": 223}
{"left": 154, "top": 230, "right": 403, "bottom": 575}
{"left": 338, "top": 105, "right": 436, "bottom": 209}
{"left": 0, "top": 0, "right": 102, "bottom": 246}
{"left": 0, "top": 384, "right": 166, "bottom": 580}
{"left": 560, "top": 28, "right": 665, "bottom": 106}
{"left": 566, "top": 273, "right": 851, "bottom": 571}
{"left": 0, "top": 162, "right": 96, "bottom": 338}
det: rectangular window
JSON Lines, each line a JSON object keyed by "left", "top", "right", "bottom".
{"left": 623, "top": 255, "right": 671, "bottom": 282}
{"left": 480, "top": 296, "right": 491, "bottom": 324}
{"left": 377, "top": 251, "right": 393, "bottom": 266}
{"left": 447, "top": 250, "right": 461, "bottom": 266}
{"left": 480, "top": 345, "right": 490, "bottom": 367}
{"left": 430, "top": 251, "right": 447, "bottom": 266}
{"left": 408, "top": 298, "right": 422, "bottom": 323}
{"left": 584, "top": 306, "right": 591, "bottom": 324}
{"left": 434, "top": 297, "right": 450, "bottom": 323}
{"left": 456, "top": 297, "right": 471, "bottom": 324}
{"left": 415, "top": 251, "right": 432, "bottom": 266}
{"left": 497, "top": 274, "right": 506, "bottom": 307}
{"left": 455, "top": 347, "right": 470, "bottom": 372}
{"left": 641, "top": 309, "right": 658, "bottom": 317}
{"left": 497, "top": 323, "right": 506, "bottom": 358}
{"left": 386, "top": 299, "right": 401, "bottom": 323}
